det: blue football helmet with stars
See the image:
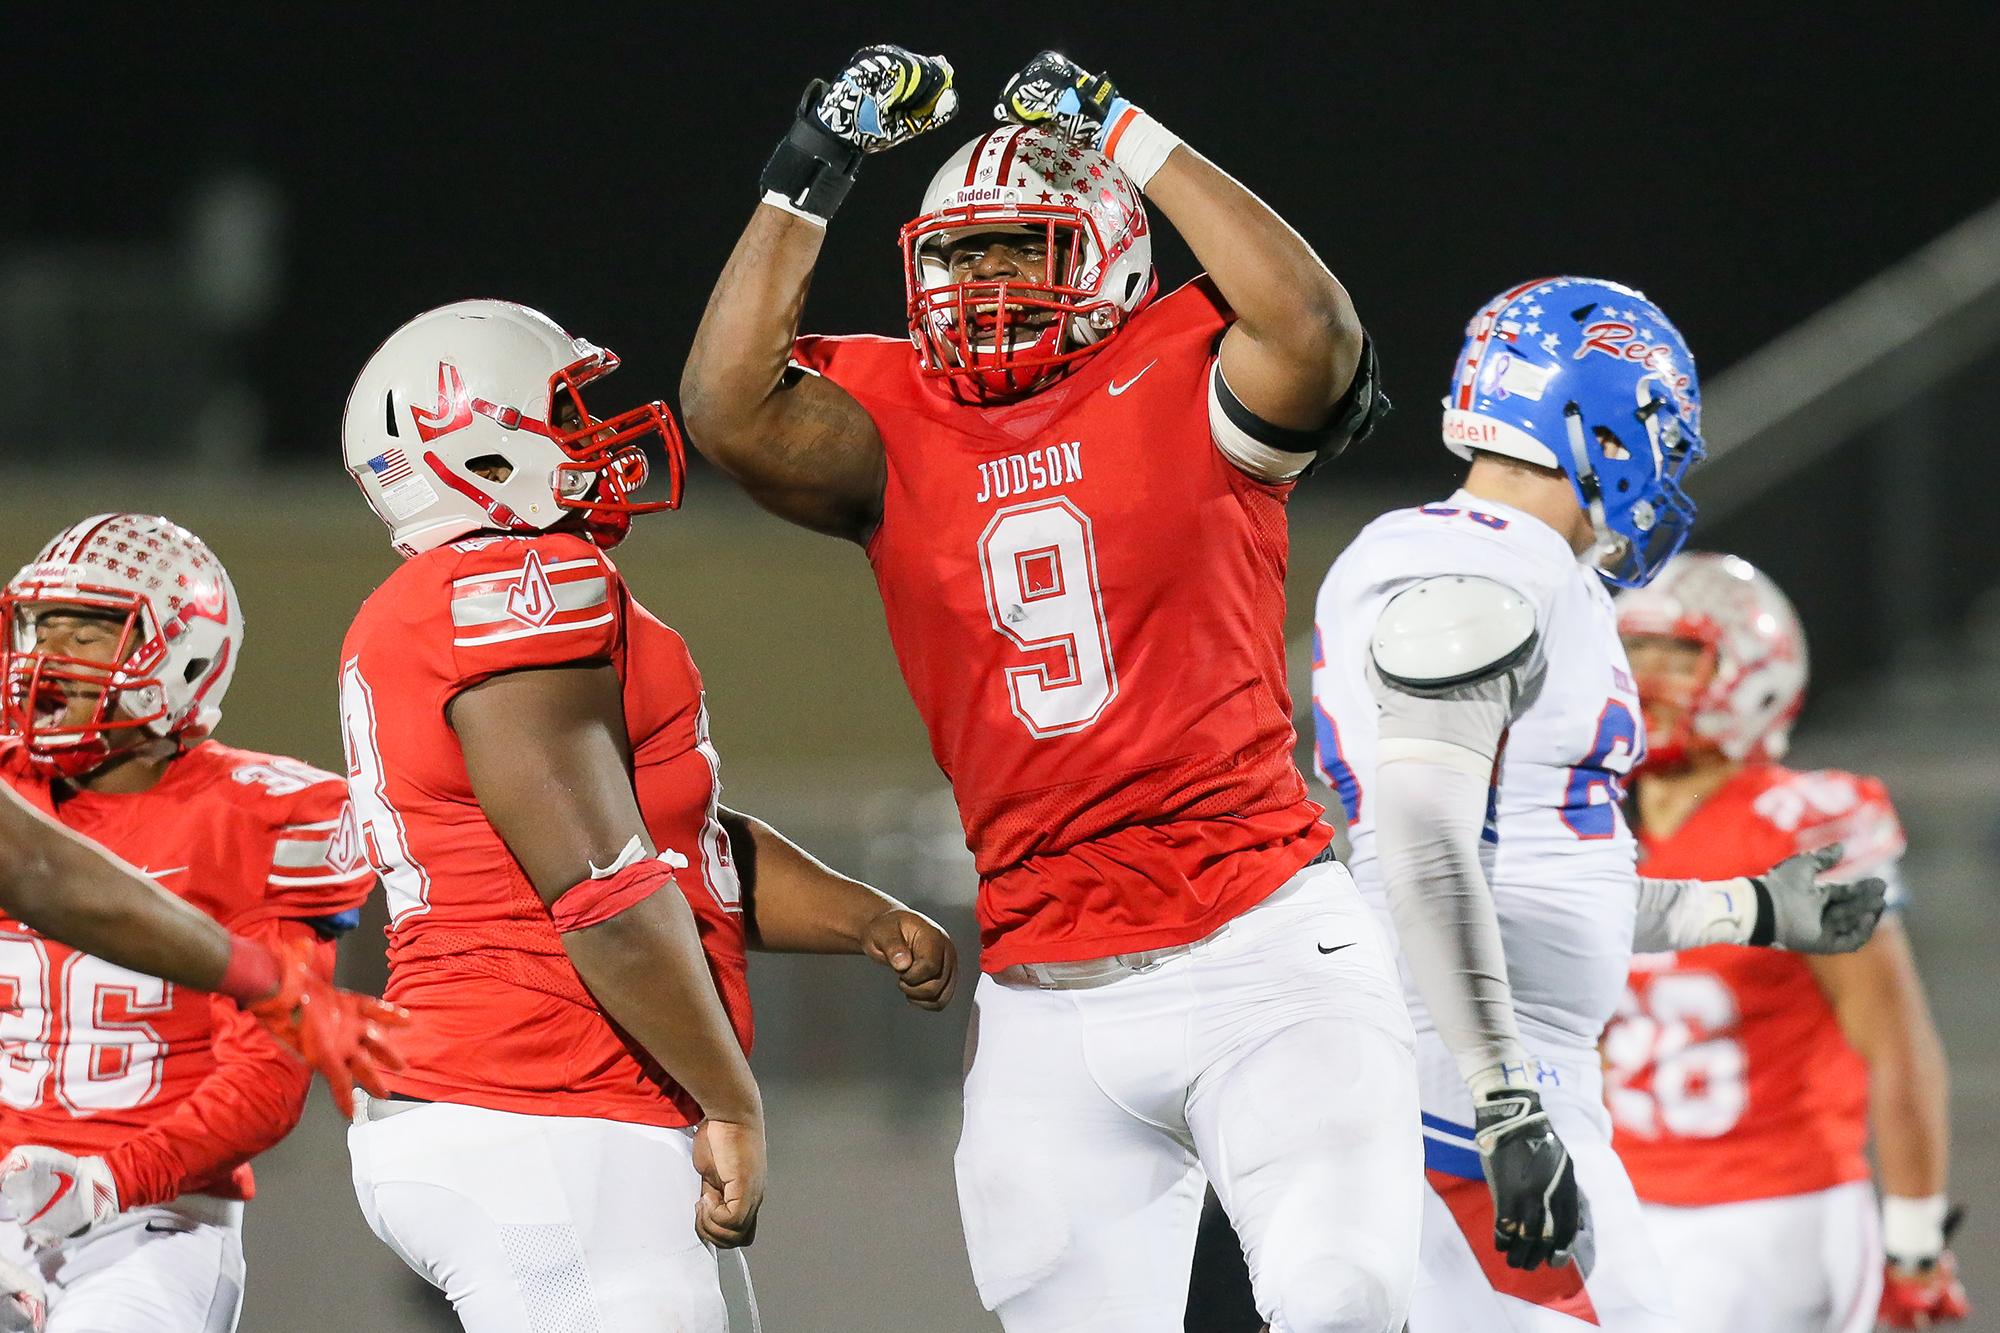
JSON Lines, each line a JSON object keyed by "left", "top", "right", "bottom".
{"left": 1441, "top": 277, "right": 1704, "bottom": 588}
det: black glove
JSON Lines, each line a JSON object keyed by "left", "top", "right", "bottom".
{"left": 1473, "top": 1086, "right": 1586, "bottom": 1271}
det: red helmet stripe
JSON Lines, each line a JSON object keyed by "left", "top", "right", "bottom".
{"left": 963, "top": 129, "right": 1001, "bottom": 187}
{"left": 992, "top": 126, "right": 1024, "bottom": 186}
{"left": 1456, "top": 278, "right": 1557, "bottom": 411}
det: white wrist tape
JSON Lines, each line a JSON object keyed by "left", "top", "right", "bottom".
{"left": 1101, "top": 106, "right": 1183, "bottom": 190}
{"left": 1882, "top": 1193, "right": 1949, "bottom": 1262}
{"left": 1633, "top": 876, "right": 1757, "bottom": 952}
{"left": 759, "top": 189, "right": 830, "bottom": 229}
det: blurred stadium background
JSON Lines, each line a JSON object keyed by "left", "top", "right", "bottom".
{"left": 5, "top": 6, "right": 1998, "bottom": 1329}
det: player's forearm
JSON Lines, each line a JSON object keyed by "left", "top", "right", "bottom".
{"left": 562, "top": 888, "right": 761, "bottom": 1122}
{"left": 680, "top": 205, "right": 827, "bottom": 463}
{"left": 104, "top": 1000, "right": 314, "bottom": 1207}
{"left": 0, "top": 796, "right": 232, "bottom": 991}
{"left": 720, "top": 808, "right": 901, "bottom": 952}
{"left": 1632, "top": 876, "right": 1764, "bottom": 952}
{"left": 1142, "top": 147, "right": 1363, "bottom": 420}
{"left": 1815, "top": 925, "right": 1952, "bottom": 1198}
{"left": 1375, "top": 752, "right": 1530, "bottom": 1092}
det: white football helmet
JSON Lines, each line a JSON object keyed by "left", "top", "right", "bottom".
{"left": 1616, "top": 551, "right": 1809, "bottom": 765}
{"left": 902, "top": 126, "right": 1155, "bottom": 400}
{"left": 2, "top": 514, "right": 242, "bottom": 778}
{"left": 342, "top": 300, "right": 683, "bottom": 556}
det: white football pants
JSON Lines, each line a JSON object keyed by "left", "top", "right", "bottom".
{"left": 955, "top": 859, "right": 1422, "bottom": 1333}
{"left": 350, "top": 1100, "right": 756, "bottom": 1333}
{"left": 1407, "top": 1035, "right": 1678, "bottom": 1331}
{"left": 1642, "top": 1181, "right": 1881, "bottom": 1332}
{"left": 0, "top": 1195, "right": 244, "bottom": 1333}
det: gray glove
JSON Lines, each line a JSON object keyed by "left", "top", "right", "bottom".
{"left": 1754, "top": 843, "right": 1888, "bottom": 953}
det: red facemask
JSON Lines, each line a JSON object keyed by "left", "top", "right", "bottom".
{"left": 0, "top": 593, "right": 169, "bottom": 779}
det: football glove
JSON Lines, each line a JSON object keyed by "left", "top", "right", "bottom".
{"left": 995, "top": 50, "right": 1127, "bottom": 145}
{"left": 0, "top": 1254, "right": 46, "bottom": 1333}
{"left": 0, "top": 1147, "right": 118, "bottom": 1249}
{"left": 812, "top": 45, "right": 958, "bottom": 154}
{"left": 762, "top": 45, "right": 957, "bottom": 224}
{"left": 1753, "top": 843, "right": 1888, "bottom": 953}
{"left": 1881, "top": 1200, "right": 1973, "bottom": 1327}
{"left": 1473, "top": 1085, "right": 1587, "bottom": 1271}
{"left": 245, "top": 936, "right": 408, "bottom": 1120}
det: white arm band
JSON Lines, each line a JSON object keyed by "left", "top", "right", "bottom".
{"left": 1632, "top": 876, "right": 1760, "bottom": 952}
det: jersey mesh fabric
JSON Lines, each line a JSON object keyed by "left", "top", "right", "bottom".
{"left": 792, "top": 278, "right": 1330, "bottom": 971}
{"left": 1608, "top": 763, "right": 1905, "bottom": 1204}
{"left": 0, "top": 740, "right": 371, "bottom": 1201}
{"left": 338, "top": 531, "right": 749, "bottom": 1128}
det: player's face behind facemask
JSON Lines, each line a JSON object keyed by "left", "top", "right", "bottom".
{"left": 914, "top": 221, "right": 1099, "bottom": 401}
{"left": 3, "top": 602, "right": 168, "bottom": 777}
{"left": 1622, "top": 630, "right": 1716, "bottom": 769}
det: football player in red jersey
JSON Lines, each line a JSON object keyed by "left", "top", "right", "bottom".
{"left": 682, "top": 46, "right": 1411, "bottom": 1333}
{"left": 0, "top": 513, "right": 398, "bottom": 1332}
{"left": 1602, "top": 552, "right": 1969, "bottom": 1331}
{"left": 337, "top": 299, "right": 958, "bottom": 1332}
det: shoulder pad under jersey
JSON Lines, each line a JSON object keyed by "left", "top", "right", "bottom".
{"left": 1371, "top": 575, "right": 1537, "bottom": 690}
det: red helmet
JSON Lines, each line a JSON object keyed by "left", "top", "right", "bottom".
{"left": 2, "top": 515, "right": 241, "bottom": 779}
{"left": 1616, "top": 552, "right": 1808, "bottom": 768}
{"left": 901, "top": 126, "right": 1155, "bottom": 402}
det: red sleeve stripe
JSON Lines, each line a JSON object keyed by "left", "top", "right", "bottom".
{"left": 268, "top": 867, "right": 374, "bottom": 887}
{"left": 453, "top": 609, "right": 617, "bottom": 648}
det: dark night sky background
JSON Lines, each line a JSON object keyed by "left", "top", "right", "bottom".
{"left": 8, "top": 3, "right": 1999, "bottom": 487}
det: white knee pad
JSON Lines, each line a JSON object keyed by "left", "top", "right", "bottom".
{"left": 1268, "top": 1256, "right": 1398, "bottom": 1333}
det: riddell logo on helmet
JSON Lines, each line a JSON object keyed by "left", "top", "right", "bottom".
{"left": 951, "top": 187, "right": 1016, "bottom": 205}
{"left": 1444, "top": 416, "right": 1499, "bottom": 447}
{"left": 412, "top": 363, "right": 474, "bottom": 443}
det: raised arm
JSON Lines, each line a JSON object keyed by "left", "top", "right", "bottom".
{"left": 448, "top": 662, "right": 763, "bottom": 1247}
{"left": 994, "top": 51, "right": 1387, "bottom": 476}
{"left": 679, "top": 46, "right": 959, "bottom": 541}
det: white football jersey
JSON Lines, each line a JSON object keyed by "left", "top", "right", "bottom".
{"left": 1313, "top": 489, "right": 1643, "bottom": 1048}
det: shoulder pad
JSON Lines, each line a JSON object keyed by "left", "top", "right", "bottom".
{"left": 1372, "top": 576, "right": 1537, "bottom": 690}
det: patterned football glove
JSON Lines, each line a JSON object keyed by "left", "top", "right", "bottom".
{"left": 0, "top": 1254, "right": 46, "bottom": 1333}
{"left": 812, "top": 45, "right": 958, "bottom": 154}
{"left": 244, "top": 936, "right": 408, "bottom": 1120}
{"left": 762, "top": 45, "right": 957, "bottom": 224}
{"left": 1881, "top": 1200, "right": 1973, "bottom": 1327}
{"left": 0, "top": 1147, "right": 119, "bottom": 1249}
{"left": 1473, "top": 1086, "right": 1587, "bottom": 1271}
{"left": 995, "top": 50, "right": 1127, "bottom": 144}
{"left": 995, "top": 51, "right": 1183, "bottom": 189}
{"left": 1752, "top": 843, "right": 1888, "bottom": 953}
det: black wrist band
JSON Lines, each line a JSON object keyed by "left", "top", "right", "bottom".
{"left": 1748, "top": 877, "right": 1776, "bottom": 947}
{"left": 759, "top": 79, "right": 864, "bottom": 222}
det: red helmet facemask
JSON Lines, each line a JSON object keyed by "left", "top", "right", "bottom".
{"left": 901, "top": 204, "right": 1139, "bottom": 404}
{"left": 1625, "top": 616, "right": 1721, "bottom": 772}
{"left": 428, "top": 347, "right": 688, "bottom": 550}
{"left": 0, "top": 592, "right": 172, "bottom": 779}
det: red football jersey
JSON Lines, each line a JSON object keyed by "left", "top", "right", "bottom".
{"left": 1604, "top": 763, "right": 1907, "bottom": 1204}
{"left": 0, "top": 739, "right": 371, "bottom": 1204}
{"left": 791, "top": 278, "right": 1332, "bottom": 971}
{"left": 338, "top": 530, "right": 749, "bottom": 1128}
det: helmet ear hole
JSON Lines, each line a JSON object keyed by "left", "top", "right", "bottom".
{"left": 1123, "top": 272, "right": 1142, "bottom": 304}
{"left": 183, "top": 657, "right": 210, "bottom": 684}
{"left": 464, "top": 454, "right": 513, "bottom": 481}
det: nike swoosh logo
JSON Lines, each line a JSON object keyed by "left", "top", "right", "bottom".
{"left": 1316, "top": 942, "right": 1355, "bottom": 955}
{"left": 1107, "top": 361, "right": 1157, "bottom": 396}
{"left": 138, "top": 867, "right": 187, "bottom": 879}
{"left": 27, "top": 1170, "right": 74, "bottom": 1224}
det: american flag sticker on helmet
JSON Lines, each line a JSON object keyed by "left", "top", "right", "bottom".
{"left": 365, "top": 449, "right": 413, "bottom": 486}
